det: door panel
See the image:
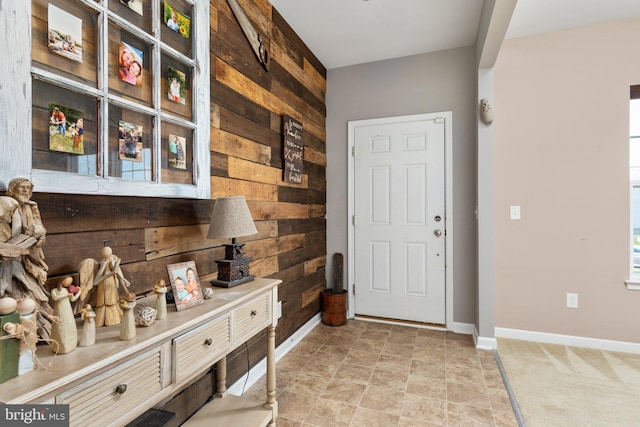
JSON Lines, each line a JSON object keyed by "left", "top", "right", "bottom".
{"left": 354, "top": 117, "right": 445, "bottom": 324}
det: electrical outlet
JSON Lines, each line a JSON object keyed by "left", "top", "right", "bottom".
{"left": 566, "top": 293, "right": 578, "bottom": 309}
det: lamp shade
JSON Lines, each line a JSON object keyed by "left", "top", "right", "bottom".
{"left": 207, "top": 196, "right": 258, "bottom": 239}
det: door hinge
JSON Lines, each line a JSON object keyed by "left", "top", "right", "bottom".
{"left": 352, "top": 284, "right": 355, "bottom": 295}
{"left": 352, "top": 215, "right": 355, "bottom": 226}
{"left": 435, "top": 117, "right": 445, "bottom": 123}
{"left": 352, "top": 146, "right": 355, "bottom": 157}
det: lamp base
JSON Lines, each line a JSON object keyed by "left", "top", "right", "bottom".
{"left": 211, "top": 275, "right": 255, "bottom": 288}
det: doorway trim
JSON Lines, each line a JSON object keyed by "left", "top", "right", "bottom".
{"left": 347, "top": 112, "right": 454, "bottom": 330}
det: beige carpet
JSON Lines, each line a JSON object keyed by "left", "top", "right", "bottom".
{"left": 497, "top": 338, "right": 640, "bottom": 426}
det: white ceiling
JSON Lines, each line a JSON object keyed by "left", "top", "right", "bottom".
{"left": 269, "top": 0, "right": 640, "bottom": 70}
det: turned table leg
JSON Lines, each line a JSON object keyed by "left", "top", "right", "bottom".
{"left": 265, "top": 324, "right": 277, "bottom": 425}
{"left": 215, "top": 356, "right": 227, "bottom": 398}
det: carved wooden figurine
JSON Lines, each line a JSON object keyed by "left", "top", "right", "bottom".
{"left": 78, "top": 304, "right": 96, "bottom": 347}
{"left": 0, "top": 178, "right": 53, "bottom": 340}
{"left": 78, "top": 247, "right": 131, "bottom": 327}
{"left": 153, "top": 280, "right": 167, "bottom": 320}
{"left": 119, "top": 292, "right": 136, "bottom": 341}
{"left": 50, "top": 276, "right": 81, "bottom": 354}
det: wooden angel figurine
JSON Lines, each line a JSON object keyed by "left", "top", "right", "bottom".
{"left": 78, "top": 304, "right": 96, "bottom": 347}
{"left": 153, "top": 279, "right": 168, "bottom": 320}
{"left": 119, "top": 292, "right": 136, "bottom": 341}
{"left": 78, "top": 247, "right": 131, "bottom": 327}
{"left": 50, "top": 276, "right": 81, "bottom": 354}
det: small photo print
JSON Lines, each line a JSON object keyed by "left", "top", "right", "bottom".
{"left": 49, "top": 104, "right": 84, "bottom": 154}
{"left": 118, "top": 41, "right": 143, "bottom": 87}
{"left": 168, "top": 66, "right": 186, "bottom": 105}
{"left": 48, "top": 4, "right": 83, "bottom": 63}
{"left": 167, "top": 261, "right": 204, "bottom": 311}
{"left": 164, "top": 1, "right": 191, "bottom": 38}
{"left": 168, "top": 134, "right": 186, "bottom": 169}
{"left": 120, "top": 0, "right": 143, "bottom": 16}
{"left": 118, "top": 120, "right": 143, "bottom": 162}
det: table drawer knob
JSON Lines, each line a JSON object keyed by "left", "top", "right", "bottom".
{"left": 251, "top": 310, "right": 257, "bottom": 317}
{"left": 115, "top": 384, "right": 127, "bottom": 394}
{"left": 204, "top": 338, "right": 213, "bottom": 346}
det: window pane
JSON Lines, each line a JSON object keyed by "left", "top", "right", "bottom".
{"left": 110, "top": 0, "right": 152, "bottom": 34}
{"left": 161, "top": 54, "right": 193, "bottom": 120}
{"left": 109, "top": 26, "right": 153, "bottom": 107}
{"left": 161, "top": 0, "right": 193, "bottom": 57}
{"left": 161, "top": 121, "right": 194, "bottom": 185}
{"left": 32, "top": 0, "right": 98, "bottom": 87}
{"left": 32, "top": 80, "right": 98, "bottom": 175}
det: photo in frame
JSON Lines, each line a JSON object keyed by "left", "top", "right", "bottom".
{"left": 164, "top": 1, "right": 191, "bottom": 38}
{"left": 120, "top": 0, "right": 143, "bottom": 16}
{"left": 118, "top": 41, "right": 143, "bottom": 87}
{"left": 118, "top": 120, "right": 143, "bottom": 162}
{"left": 168, "top": 134, "right": 186, "bottom": 169}
{"left": 168, "top": 66, "right": 186, "bottom": 105}
{"left": 47, "top": 4, "right": 83, "bottom": 63}
{"left": 49, "top": 104, "right": 84, "bottom": 154}
{"left": 166, "top": 261, "right": 204, "bottom": 311}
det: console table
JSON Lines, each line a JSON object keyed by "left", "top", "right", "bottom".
{"left": 0, "top": 278, "right": 281, "bottom": 427}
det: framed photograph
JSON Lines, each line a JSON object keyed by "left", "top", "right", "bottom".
{"left": 120, "top": 0, "right": 144, "bottom": 16}
{"left": 166, "top": 261, "right": 204, "bottom": 311}
{"left": 118, "top": 120, "right": 143, "bottom": 162}
{"left": 49, "top": 104, "right": 84, "bottom": 154}
{"left": 118, "top": 41, "right": 143, "bottom": 86}
{"left": 164, "top": 1, "right": 191, "bottom": 38}
{"left": 48, "top": 4, "right": 83, "bottom": 63}
{"left": 168, "top": 66, "right": 186, "bottom": 105}
{"left": 168, "top": 134, "right": 186, "bottom": 169}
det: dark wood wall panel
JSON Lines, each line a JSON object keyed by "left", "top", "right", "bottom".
{"left": 17, "top": 0, "right": 326, "bottom": 411}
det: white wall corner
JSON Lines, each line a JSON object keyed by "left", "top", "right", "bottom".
{"left": 474, "top": 325, "right": 498, "bottom": 350}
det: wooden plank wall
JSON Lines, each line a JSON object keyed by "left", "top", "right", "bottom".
{"left": 20, "top": 0, "right": 326, "bottom": 416}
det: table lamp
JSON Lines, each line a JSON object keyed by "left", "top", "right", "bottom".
{"left": 207, "top": 196, "right": 258, "bottom": 288}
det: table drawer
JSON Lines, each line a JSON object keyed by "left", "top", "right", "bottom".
{"left": 57, "top": 348, "right": 162, "bottom": 427}
{"left": 173, "top": 313, "right": 231, "bottom": 383}
{"left": 232, "top": 291, "right": 272, "bottom": 344}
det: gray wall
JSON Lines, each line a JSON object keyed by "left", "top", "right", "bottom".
{"left": 326, "top": 46, "right": 478, "bottom": 324}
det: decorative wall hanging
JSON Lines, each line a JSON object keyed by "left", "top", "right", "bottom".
{"left": 282, "top": 115, "right": 303, "bottom": 184}
{"left": 226, "top": 0, "right": 270, "bottom": 70}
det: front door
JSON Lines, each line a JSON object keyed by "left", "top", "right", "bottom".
{"left": 352, "top": 114, "right": 446, "bottom": 324}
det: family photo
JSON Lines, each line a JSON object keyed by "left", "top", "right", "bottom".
{"left": 164, "top": 1, "right": 191, "bottom": 38}
{"left": 47, "top": 4, "right": 83, "bottom": 63}
{"left": 118, "top": 120, "right": 143, "bottom": 162}
{"left": 49, "top": 104, "right": 84, "bottom": 155}
{"left": 168, "top": 66, "right": 186, "bottom": 105}
{"left": 118, "top": 41, "right": 143, "bottom": 87}
{"left": 120, "top": 0, "right": 143, "bottom": 16}
{"left": 166, "top": 261, "right": 203, "bottom": 311}
{"left": 168, "top": 134, "right": 186, "bottom": 169}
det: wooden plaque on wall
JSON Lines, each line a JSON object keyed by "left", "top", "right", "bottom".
{"left": 282, "top": 115, "right": 303, "bottom": 184}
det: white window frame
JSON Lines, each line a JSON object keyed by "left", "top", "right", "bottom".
{"left": 0, "top": 0, "right": 210, "bottom": 199}
{"left": 626, "top": 98, "right": 640, "bottom": 289}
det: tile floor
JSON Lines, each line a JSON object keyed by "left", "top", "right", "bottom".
{"left": 243, "top": 319, "right": 519, "bottom": 426}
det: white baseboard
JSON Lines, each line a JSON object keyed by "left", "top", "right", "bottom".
{"left": 228, "top": 313, "right": 322, "bottom": 396}
{"left": 452, "top": 321, "right": 475, "bottom": 335}
{"left": 495, "top": 327, "right": 640, "bottom": 354}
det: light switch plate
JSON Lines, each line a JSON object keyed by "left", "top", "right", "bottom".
{"left": 510, "top": 205, "right": 521, "bottom": 220}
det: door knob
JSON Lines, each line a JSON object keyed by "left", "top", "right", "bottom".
{"left": 434, "top": 229, "right": 442, "bottom": 237}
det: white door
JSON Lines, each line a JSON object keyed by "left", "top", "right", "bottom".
{"left": 353, "top": 116, "right": 446, "bottom": 324}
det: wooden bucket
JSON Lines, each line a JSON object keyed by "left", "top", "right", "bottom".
{"left": 321, "top": 290, "right": 347, "bottom": 326}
